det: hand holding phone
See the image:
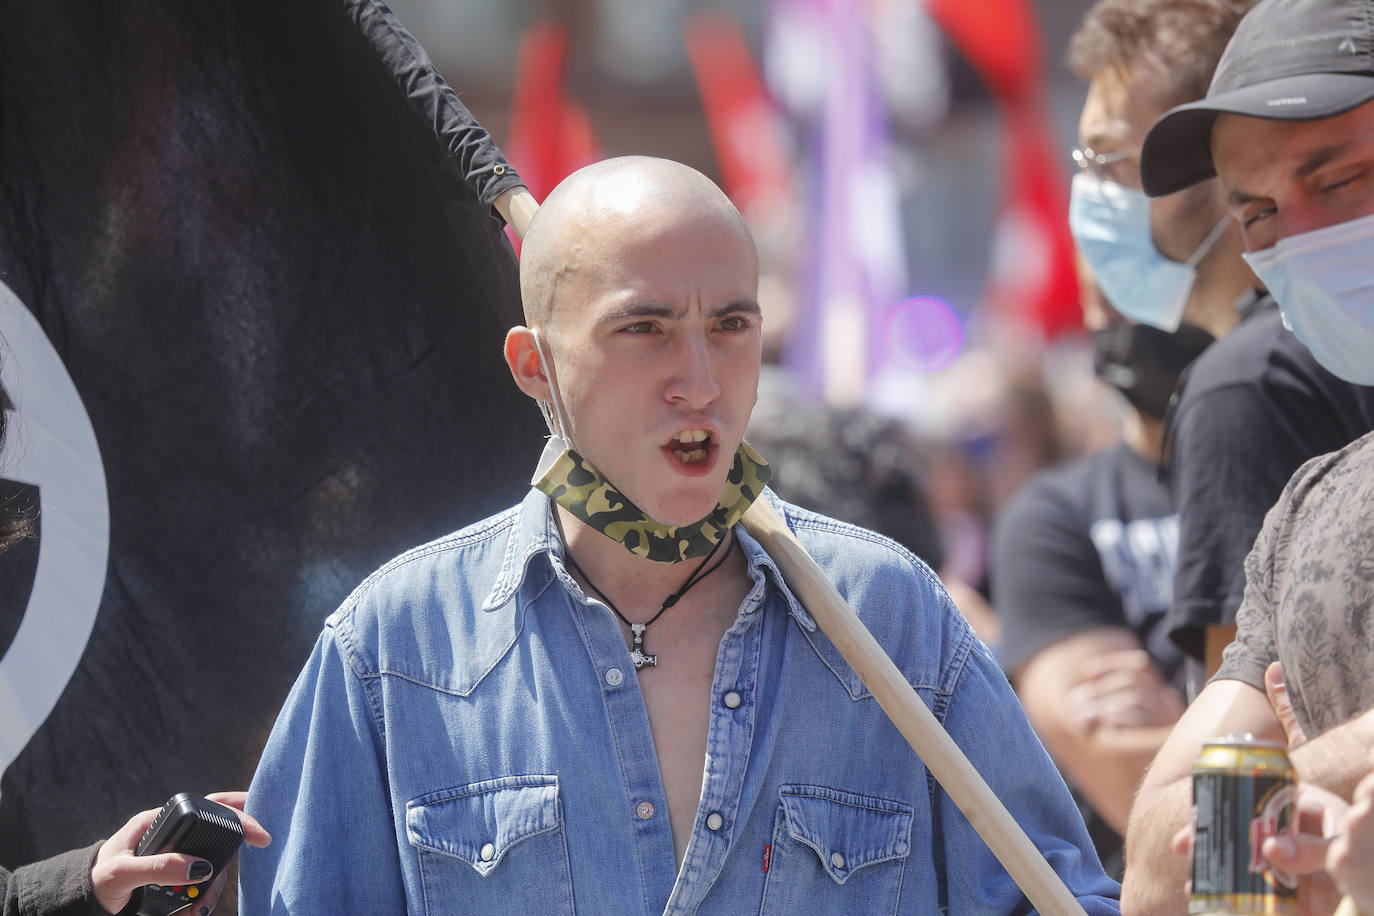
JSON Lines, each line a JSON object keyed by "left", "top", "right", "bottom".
{"left": 89, "top": 791, "right": 270, "bottom": 916}
{"left": 133, "top": 794, "right": 246, "bottom": 916}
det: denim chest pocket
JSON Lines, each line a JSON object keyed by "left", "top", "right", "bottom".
{"left": 759, "top": 785, "right": 914, "bottom": 915}
{"left": 406, "top": 775, "right": 575, "bottom": 915}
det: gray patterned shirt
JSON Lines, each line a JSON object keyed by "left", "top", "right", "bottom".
{"left": 1217, "top": 430, "right": 1374, "bottom": 738}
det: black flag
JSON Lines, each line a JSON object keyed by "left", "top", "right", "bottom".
{"left": 0, "top": 0, "right": 542, "bottom": 883}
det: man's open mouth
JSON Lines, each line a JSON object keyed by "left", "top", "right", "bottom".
{"left": 667, "top": 429, "right": 712, "bottom": 465}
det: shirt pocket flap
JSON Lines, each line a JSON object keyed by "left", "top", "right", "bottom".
{"left": 779, "top": 785, "right": 913, "bottom": 885}
{"left": 406, "top": 775, "right": 561, "bottom": 876}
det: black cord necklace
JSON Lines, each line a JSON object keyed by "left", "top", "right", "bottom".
{"left": 564, "top": 532, "right": 735, "bottom": 670}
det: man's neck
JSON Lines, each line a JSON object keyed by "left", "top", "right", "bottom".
{"left": 1122, "top": 406, "right": 1165, "bottom": 462}
{"left": 1186, "top": 278, "right": 1245, "bottom": 339}
{"left": 1188, "top": 231, "right": 1254, "bottom": 339}
{"left": 555, "top": 504, "right": 734, "bottom": 611}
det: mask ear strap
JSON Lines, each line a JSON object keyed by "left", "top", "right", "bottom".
{"left": 530, "top": 328, "right": 575, "bottom": 447}
{"left": 1186, "top": 213, "right": 1233, "bottom": 268}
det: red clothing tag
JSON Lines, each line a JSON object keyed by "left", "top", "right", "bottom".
{"left": 762, "top": 843, "right": 772, "bottom": 872}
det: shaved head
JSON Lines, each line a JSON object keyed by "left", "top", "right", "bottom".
{"left": 519, "top": 156, "right": 755, "bottom": 331}
{"left": 503, "top": 156, "right": 762, "bottom": 528}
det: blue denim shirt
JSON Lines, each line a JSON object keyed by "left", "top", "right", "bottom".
{"left": 240, "top": 489, "right": 1120, "bottom": 914}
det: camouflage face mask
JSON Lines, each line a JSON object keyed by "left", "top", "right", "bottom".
{"left": 525, "top": 327, "right": 770, "bottom": 562}
{"left": 534, "top": 441, "right": 771, "bottom": 563}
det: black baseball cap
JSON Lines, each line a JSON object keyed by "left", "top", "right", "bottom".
{"left": 1140, "top": 0, "right": 1374, "bottom": 197}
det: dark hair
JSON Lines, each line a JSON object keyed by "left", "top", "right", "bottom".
{"left": 0, "top": 377, "right": 32, "bottom": 550}
{"left": 746, "top": 405, "right": 945, "bottom": 570}
{"left": 1067, "top": 0, "right": 1259, "bottom": 105}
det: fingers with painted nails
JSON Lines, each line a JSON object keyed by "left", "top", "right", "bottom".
{"left": 90, "top": 791, "right": 270, "bottom": 915}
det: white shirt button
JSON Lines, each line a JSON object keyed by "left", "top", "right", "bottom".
{"left": 605, "top": 667, "right": 624, "bottom": 687}
{"left": 480, "top": 842, "right": 495, "bottom": 862}
{"left": 723, "top": 691, "right": 741, "bottom": 709}
{"left": 706, "top": 812, "right": 723, "bottom": 831}
{"left": 831, "top": 851, "right": 845, "bottom": 869}
{"left": 636, "top": 801, "right": 655, "bottom": 820}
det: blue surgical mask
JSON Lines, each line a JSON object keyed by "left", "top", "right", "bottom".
{"left": 1242, "top": 211, "right": 1374, "bottom": 386}
{"left": 1070, "top": 173, "right": 1230, "bottom": 332}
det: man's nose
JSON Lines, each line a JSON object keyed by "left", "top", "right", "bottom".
{"left": 665, "top": 332, "right": 721, "bottom": 408}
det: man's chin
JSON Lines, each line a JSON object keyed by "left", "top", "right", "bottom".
{"left": 649, "top": 486, "right": 726, "bottom": 530}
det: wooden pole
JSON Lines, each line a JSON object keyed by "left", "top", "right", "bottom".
{"left": 1335, "top": 897, "right": 1363, "bottom": 916}
{"left": 740, "top": 498, "right": 1088, "bottom": 916}
{"left": 494, "top": 187, "right": 539, "bottom": 236}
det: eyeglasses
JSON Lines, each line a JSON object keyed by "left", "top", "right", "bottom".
{"left": 1072, "top": 146, "right": 1140, "bottom": 184}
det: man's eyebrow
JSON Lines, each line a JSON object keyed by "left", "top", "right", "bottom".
{"left": 712, "top": 299, "right": 762, "bottom": 318}
{"left": 1293, "top": 142, "right": 1353, "bottom": 180}
{"left": 597, "top": 299, "right": 762, "bottom": 323}
{"left": 1227, "top": 186, "right": 1262, "bottom": 209}
{"left": 1228, "top": 142, "right": 1359, "bottom": 209}
{"left": 598, "top": 302, "right": 681, "bottom": 324}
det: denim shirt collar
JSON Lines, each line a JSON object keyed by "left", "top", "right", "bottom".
{"left": 480, "top": 487, "right": 817, "bottom": 632}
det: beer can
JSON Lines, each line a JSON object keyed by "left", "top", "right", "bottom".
{"left": 1189, "top": 734, "right": 1297, "bottom": 915}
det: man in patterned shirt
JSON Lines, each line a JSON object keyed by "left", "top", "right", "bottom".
{"left": 1118, "top": 0, "right": 1374, "bottom": 912}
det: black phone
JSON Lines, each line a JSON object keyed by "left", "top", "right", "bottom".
{"left": 133, "top": 793, "right": 245, "bottom": 916}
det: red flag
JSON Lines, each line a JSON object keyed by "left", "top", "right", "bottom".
{"left": 925, "top": 0, "right": 1040, "bottom": 102}
{"left": 505, "top": 21, "right": 600, "bottom": 209}
{"left": 927, "top": 0, "right": 1081, "bottom": 338}
{"left": 685, "top": 11, "right": 793, "bottom": 224}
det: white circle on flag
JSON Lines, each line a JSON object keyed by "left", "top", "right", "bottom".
{"left": 0, "top": 280, "right": 109, "bottom": 795}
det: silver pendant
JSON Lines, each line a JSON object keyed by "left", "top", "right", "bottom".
{"left": 629, "top": 622, "right": 657, "bottom": 669}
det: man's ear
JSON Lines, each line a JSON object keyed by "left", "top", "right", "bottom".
{"left": 504, "top": 326, "right": 551, "bottom": 402}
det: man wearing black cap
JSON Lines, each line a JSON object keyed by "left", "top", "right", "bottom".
{"left": 1131, "top": 2, "right": 1374, "bottom": 692}
{"left": 1122, "top": 1, "right": 1374, "bottom": 912}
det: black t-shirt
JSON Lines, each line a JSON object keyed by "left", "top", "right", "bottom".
{"left": 1165, "top": 295, "right": 1374, "bottom": 663}
{"left": 991, "top": 442, "right": 1185, "bottom": 879}
{"left": 993, "top": 442, "right": 1184, "bottom": 684}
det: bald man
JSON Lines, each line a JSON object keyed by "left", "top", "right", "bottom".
{"left": 239, "top": 157, "right": 1119, "bottom": 914}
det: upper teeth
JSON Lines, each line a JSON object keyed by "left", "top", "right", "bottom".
{"left": 675, "top": 430, "right": 709, "bottom": 443}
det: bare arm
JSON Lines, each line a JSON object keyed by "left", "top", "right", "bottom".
{"left": 1143, "top": 677, "right": 1374, "bottom": 916}
{"left": 1328, "top": 765, "right": 1374, "bottom": 912}
{"left": 1202, "top": 624, "right": 1237, "bottom": 678}
{"left": 1015, "top": 627, "right": 1182, "bottom": 832}
{"left": 1121, "top": 677, "right": 1283, "bottom": 916}
{"left": 1291, "top": 706, "right": 1374, "bottom": 799}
